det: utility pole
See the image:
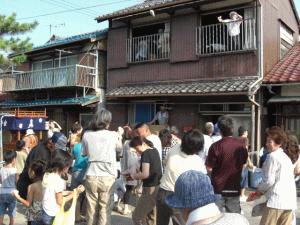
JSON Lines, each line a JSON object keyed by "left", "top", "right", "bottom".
{"left": 49, "top": 23, "right": 65, "bottom": 37}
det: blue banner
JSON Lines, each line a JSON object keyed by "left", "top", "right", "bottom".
{"left": 1, "top": 116, "right": 46, "bottom": 130}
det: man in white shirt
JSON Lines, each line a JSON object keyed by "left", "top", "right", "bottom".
{"left": 135, "top": 123, "right": 163, "bottom": 161}
{"left": 150, "top": 106, "right": 169, "bottom": 126}
{"left": 199, "top": 122, "right": 214, "bottom": 162}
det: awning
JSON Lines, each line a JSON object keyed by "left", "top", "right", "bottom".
{"left": 0, "top": 95, "right": 100, "bottom": 107}
{"left": 268, "top": 96, "right": 300, "bottom": 103}
{"left": 106, "top": 77, "right": 259, "bottom": 98}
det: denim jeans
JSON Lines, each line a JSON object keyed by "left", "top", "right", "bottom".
{"left": 0, "top": 194, "right": 17, "bottom": 217}
{"left": 41, "top": 210, "right": 54, "bottom": 225}
{"left": 31, "top": 220, "right": 43, "bottom": 225}
{"left": 216, "top": 196, "right": 241, "bottom": 213}
{"left": 156, "top": 188, "right": 185, "bottom": 225}
{"left": 70, "top": 170, "right": 86, "bottom": 190}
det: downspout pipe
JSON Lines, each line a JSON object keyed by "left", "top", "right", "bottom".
{"left": 248, "top": 76, "right": 263, "bottom": 167}
{"left": 248, "top": 0, "right": 263, "bottom": 166}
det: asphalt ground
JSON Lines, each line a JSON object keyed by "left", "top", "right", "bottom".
{"left": 4, "top": 188, "right": 300, "bottom": 225}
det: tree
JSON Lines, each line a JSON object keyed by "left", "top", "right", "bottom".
{"left": 0, "top": 13, "right": 38, "bottom": 65}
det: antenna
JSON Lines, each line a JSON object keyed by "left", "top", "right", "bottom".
{"left": 49, "top": 23, "right": 65, "bottom": 37}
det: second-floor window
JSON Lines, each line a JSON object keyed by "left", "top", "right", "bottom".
{"left": 280, "top": 22, "right": 293, "bottom": 58}
{"left": 197, "top": 8, "right": 257, "bottom": 55}
{"left": 32, "top": 55, "right": 77, "bottom": 71}
{"left": 127, "top": 22, "right": 170, "bottom": 63}
{"left": 54, "top": 55, "right": 77, "bottom": 68}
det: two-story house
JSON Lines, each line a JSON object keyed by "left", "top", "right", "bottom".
{"left": 0, "top": 29, "right": 108, "bottom": 135}
{"left": 263, "top": 41, "right": 300, "bottom": 141}
{"left": 96, "top": 0, "right": 299, "bottom": 156}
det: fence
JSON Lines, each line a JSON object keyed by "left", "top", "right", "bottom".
{"left": 127, "top": 32, "right": 170, "bottom": 63}
{"left": 0, "top": 65, "right": 97, "bottom": 91}
{"left": 197, "top": 18, "right": 257, "bottom": 55}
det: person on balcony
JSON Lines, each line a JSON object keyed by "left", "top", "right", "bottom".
{"left": 218, "top": 11, "right": 243, "bottom": 51}
{"left": 135, "top": 39, "right": 149, "bottom": 61}
{"left": 157, "top": 29, "right": 169, "bottom": 59}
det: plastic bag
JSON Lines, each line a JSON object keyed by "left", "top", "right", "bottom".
{"left": 53, "top": 189, "right": 78, "bottom": 225}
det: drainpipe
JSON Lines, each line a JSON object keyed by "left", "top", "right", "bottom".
{"left": 248, "top": 0, "right": 263, "bottom": 166}
{"left": 248, "top": 77, "right": 263, "bottom": 166}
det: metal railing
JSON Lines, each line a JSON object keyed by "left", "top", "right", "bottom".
{"left": 127, "top": 32, "right": 170, "bottom": 63}
{"left": 0, "top": 65, "right": 97, "bottom": 91}
{"left": 197, "top": 18, "right": 257, "bottom": 55}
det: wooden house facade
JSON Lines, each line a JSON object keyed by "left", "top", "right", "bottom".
{"left": 96, "top": 0, "right": 299, "bottom": 155}
{"left": 0, "top": 30, "right": 108, "bottom": 135}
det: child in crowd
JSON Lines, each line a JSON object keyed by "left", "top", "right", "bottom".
{"left": 69, "top": 122, "right": 83, "bottom": 150}
{"left": 41, "top": 150, "right": 85, "bottom": 225}
{"left": 0, "top": 150, "right": 18, "bottom": 225}
{"left": 13, "top": 160, "right": 47, "bottom": 225}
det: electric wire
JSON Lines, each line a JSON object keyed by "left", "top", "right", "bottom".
{"left": 52, "top": 0, "right": 100, "bottom": 15}
{"left": 42, "top": 0, "right": 97, "bottom": 17}
{"left": 18, "top": 0, "right": 141, "bottom": 20}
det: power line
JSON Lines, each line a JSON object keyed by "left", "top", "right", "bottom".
{"left": 42, "top": 0, "right": 97, "bottom": 17}
{"left": 18, "top": 0, "right": 140, "bottom": 20}
{"left": 53, "top": 0, "right": 100, "bottom": 15}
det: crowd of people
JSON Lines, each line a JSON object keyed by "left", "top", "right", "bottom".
{"left": 0, "top": 109, "right": 299, "bottom": 225}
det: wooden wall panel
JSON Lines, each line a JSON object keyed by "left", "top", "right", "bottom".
{"left": 107, "top": 53, "right": 258, "bottom": 89}
{"left": 171, "top": 13, "right": 198, "bottom": 62}
{"left": 107, "top": 27, "right": 128, "bottom": 69}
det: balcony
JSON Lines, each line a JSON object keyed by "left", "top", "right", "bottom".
{"left": 126, "top": 32, "right": 170, "bottom": 63}
{"left": 0, "top": 65, "right": 97, "bottom": 92}
{"left": 197, "top": 18, "right": 257, "bottom": 55}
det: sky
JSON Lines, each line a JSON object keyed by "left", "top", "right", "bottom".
{"left": 2, "top": 0, "right": 142, "bottom": 47}
{"left": 2, "top": 0, "right": 300, "bottom": 48}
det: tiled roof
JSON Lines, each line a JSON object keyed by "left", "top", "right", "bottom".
{"left": 32, "top": 29, "right": 108, "bottom": 51}
{"left": 264, "top": 42, "right": 300, "bottom": 83}
{"left": 10, "top": 29, "right": 108, "bottom": 57}
{"left": 106, "top": 77, "right": 259, "bottom": 97}
{"left": 96, "top": 0, "right": 189, "bottom": 22}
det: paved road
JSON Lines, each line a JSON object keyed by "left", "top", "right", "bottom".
{"left": 5, "top": 189, "right": 300, "bottom": 225}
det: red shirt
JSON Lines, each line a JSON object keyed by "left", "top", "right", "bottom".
{"left": 205, "top": 136, "right": 248, "bottom": 197}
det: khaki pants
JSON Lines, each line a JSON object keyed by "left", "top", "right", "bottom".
{"left": 132, "top": 186, "right": 159, "bottom": 225}
{"left": 260, "top": 207, "right": 293, "bottom": 225}
{"left": 85, "top": 176, "right": 115, "bottom": 225}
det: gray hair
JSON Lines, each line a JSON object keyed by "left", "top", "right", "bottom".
{"left": 96, "top": 108, "right": 112, "bottom": 125}
{"left": 204, "top": 122, "right": 214, "bottom": 135}
{"left": 229, "top": 11, "right": 238, "bottom": 18}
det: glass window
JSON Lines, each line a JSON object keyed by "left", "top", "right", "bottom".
{"left": 54, "top": 55, "right": 77, "bottom": 68}
{"left": 32, "top": 60, "right": 52, "bottom": 71}
{"left": 280, "top": 22, "right": 293, "bottom": 58}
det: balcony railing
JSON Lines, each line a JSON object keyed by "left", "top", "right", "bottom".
{"left": 197, "top": 18, "right": 257, "bottom": 55}
{"left": 127, "top": 32, "right": 170, "bottom": 63}
{"left": 0, "top": 65, "right": 97, "bottom": 92}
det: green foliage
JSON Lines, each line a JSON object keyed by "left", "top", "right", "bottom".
{"left": 0, "top": 13, "right": 38, "bottom": 65}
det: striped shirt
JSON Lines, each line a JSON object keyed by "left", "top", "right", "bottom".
{"left": 258, "top": 148, "right": 297, "bottom": 210}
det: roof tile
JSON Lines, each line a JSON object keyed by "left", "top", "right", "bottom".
{"left": 264, "top": 42, "right": 300, "bottom": 84}
{"left": 106, "top": 77, "right": 259, "bottom": 97}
